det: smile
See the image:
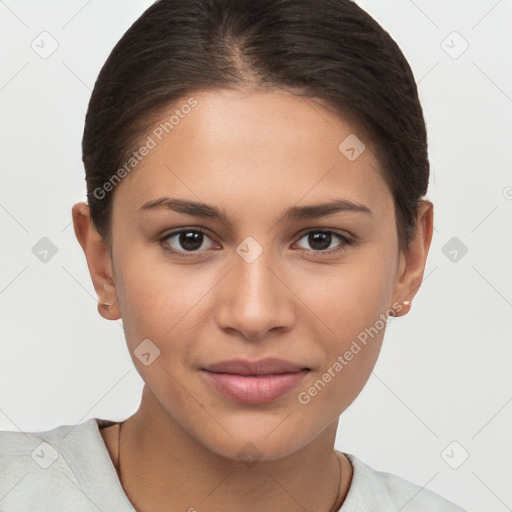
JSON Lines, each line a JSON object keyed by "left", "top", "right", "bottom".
{"left": 201, "top": 370, "right": 310, "bottom": 404}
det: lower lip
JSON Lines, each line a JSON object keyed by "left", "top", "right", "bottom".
{"left": 201, "top": 370, "right": 309, "bottom": 404}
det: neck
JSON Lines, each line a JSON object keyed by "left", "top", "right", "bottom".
{"left": 114, "top": 387, "right": 351, "bottom": 512}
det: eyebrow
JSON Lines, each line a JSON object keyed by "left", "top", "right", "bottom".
{"left": 138, "top": 197, "right": 372, "bottom": 225}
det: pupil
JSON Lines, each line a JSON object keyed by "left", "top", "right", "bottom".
{"left": 309, "top": 232, "right": 331, "bottom": 250}
{"left": 180, "top": 231, "right": 203, "bottom": 251}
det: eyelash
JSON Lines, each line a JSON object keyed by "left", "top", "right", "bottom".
{"left": 158, "top": 228, "right": 355, "bottom": 258}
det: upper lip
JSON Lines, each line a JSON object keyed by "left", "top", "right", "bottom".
{"left": 202, "top": 357, "right": 310, "bottom": 376}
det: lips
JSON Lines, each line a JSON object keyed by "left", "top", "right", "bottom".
{"left": 202, "top": 357, "right": 310, "bottom": 376}
{"left": 201, "top": 358, "right": 311, "bottom": 404}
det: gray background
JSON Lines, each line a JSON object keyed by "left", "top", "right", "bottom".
{"left": 1, "top": 1, "right": 511, "bottom": 510}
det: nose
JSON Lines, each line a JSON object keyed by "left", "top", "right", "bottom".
{"left": 215, "top": 245, "right": 295, "bottom": 341}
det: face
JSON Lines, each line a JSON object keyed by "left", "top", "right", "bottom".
{"left": 77, "top": 88, "right": 429, "bottom": 462}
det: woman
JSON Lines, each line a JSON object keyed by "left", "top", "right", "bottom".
{"left": 0, "top": 0, "right": 467, "bottom": 510}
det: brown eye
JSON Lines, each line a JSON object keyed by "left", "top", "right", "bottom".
{"left": 295, "top": 230, "right": 351, "bottom": 253}
{"left": 161, "top": 229, "right": 217, "bottom": 255}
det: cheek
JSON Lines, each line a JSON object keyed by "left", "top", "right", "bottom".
{"left": 305, "top": 247, "right": 398, "bottom": 343}
{"left": 114, "top": 247, "right": 217, "bottom": 361}
{"left": 295, "top": 291, "right": 390, "bottom": 423}
{"left": 113, "top": 260, "right": 208, "bottom": 415}
{"left": 293, "top": 243, "right": 398, "bottom": 410}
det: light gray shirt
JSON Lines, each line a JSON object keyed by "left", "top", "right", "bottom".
{"left": 0, "top": 418, "right": 467, "bottom": 511}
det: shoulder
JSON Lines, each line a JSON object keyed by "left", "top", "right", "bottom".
{"left": 341, "top": 453, "right": 467, "bottom": 512}
{"left": 0, "top": 417, "right": 114, "bottom": 467}
{"left": 0, "top": 418, "right": 131, "bottom": 511}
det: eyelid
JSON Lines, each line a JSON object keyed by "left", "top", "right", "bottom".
{"left": 292, "top": 229, "right": 354, "bottom": 254}
{"left": 160, "top": 227, "right": 219, "bottom": 256}
{"left": 295, "top": 227, "right": 353, "bottom": 241}
{"left": 159, "top": 226, "right": 355, "bottom": 257}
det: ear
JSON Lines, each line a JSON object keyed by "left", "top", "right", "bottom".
{"left": 391, "top": 200, "right": 434, "bottom": 317}
{"left": 71, "top": 202, "right": 121, "bottom": 321}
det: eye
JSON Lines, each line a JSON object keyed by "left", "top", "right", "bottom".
{"left": 160, "top": 228, "right": 218, "bottom": 256}
{"left": 159, "top": 228, "right": 353, "bottom": 258}
{"left": 294, "top": 230, "right": 352, "bottom": 253}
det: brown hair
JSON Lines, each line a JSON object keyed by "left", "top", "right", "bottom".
{"left": 82, "top": 0, "right": 429, "bottom": 248}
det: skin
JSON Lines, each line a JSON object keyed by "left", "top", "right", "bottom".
{"left": 72, "top": 88, "right": 433, "bottom": 512}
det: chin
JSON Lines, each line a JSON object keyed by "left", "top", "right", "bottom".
{"left": 194, "top": 421, "right": 316, "bottom": 465}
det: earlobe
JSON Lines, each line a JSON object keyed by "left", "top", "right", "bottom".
{"left": 391, "top": 200, "right": 434, "bottom": 317}
{"left": 97, "top": 301, "right": 119, "bottom": 321}
{"left": 71, "top": 202, "right": 121, "bottom": 321}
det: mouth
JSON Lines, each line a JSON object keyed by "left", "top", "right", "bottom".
{"left": 201, "top": 358, "right": 311, "bottom": 404}
{"left": 202, "top": 357, "right": 311, "bottom": 375}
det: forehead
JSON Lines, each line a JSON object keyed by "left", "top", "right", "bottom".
{"left": 114, "top": 88, "right": 392, "bottom": 221}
